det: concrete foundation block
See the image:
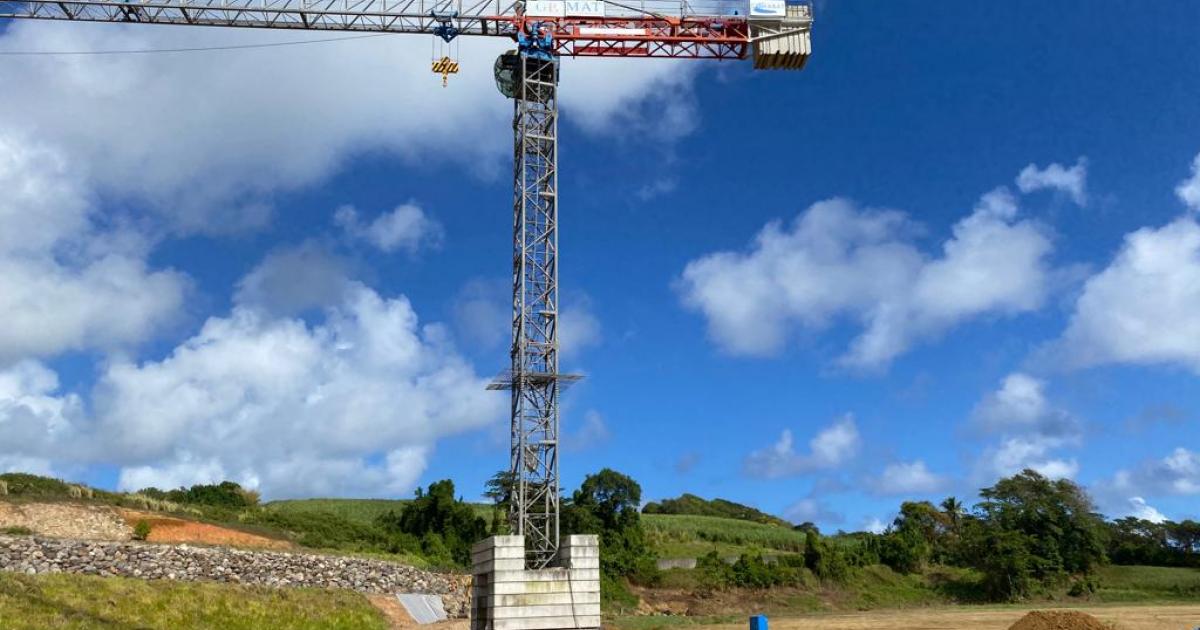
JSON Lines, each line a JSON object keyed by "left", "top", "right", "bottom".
{"left": 492, "top": 616, "right": 601, "bottom": 630}
{"left": 471, "top": 536, "right": 601, "bottom": 630}
{"left": 473, "top": 545, "right": 527, "bottom": 563}
{"left": 561, "top": 557, "right": 599, "bottom": 570}
{"left": 472, "top": 558, "right": 527, "bottom": 575}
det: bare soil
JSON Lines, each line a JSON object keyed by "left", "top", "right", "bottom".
{"left": 678, "top": 605, "right": 1200, "bottom": 630}
{"left": 1008, "top": 610, "right": 1115, "bottom": 630}
{"left": 118, "top": 509, "right": 293, "bottom": 550}
{"left": 0, "top": 502, "right": 130, "bottom": 540}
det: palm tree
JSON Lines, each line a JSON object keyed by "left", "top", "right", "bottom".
{"left": 941, "top": 496, "right": 964, "bottom": 535}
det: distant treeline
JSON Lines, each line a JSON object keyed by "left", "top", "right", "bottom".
{"left": 642, "top": 493, "right": 793, "bottom": 529}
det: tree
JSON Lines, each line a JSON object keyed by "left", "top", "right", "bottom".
{"left": 963, "top": 469, "right": 1108, "bottom": 600}
{"left": 562, "top": 468, "right": 652, "bottom": 580}
{"left": 941, "top": 497, "right": 964, "bottom": 534}
{"left": 484, "top": 470, "right": 517, "bottom": 512}
{"left": 802, "top": 529, "right": 848, "bottom": 581}
{"left": 381, "top": 479, "right": 488, "bottom": 567}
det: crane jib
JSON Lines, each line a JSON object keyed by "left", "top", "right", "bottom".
{"left": 0, "top": 0, "right": 810, "bottom": 63}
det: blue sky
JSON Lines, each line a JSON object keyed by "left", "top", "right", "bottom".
{"left": 1, "top": 0, "right": 1199, "bottom": 532}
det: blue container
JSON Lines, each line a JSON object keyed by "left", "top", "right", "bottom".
{"left": 749, "top": 615, "right": 768, "bottom": 630}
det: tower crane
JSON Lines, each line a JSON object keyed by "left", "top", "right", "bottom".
{"left": 0, "top": 0, "right": 812, "bottom": 569}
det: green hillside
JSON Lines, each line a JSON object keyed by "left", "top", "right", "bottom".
{"left": 265, "top": 498, "right": 495, "bottom": 524}
{"left": 643, "top": 494, "right": 793, "bottom": 528}
{"left": 643, "top": 513, "right": 806, "bottom": 557}
{"left": 264, "top": 498, "right": 411, "bottom": 525}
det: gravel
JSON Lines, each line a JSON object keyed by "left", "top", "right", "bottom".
{"left": 0, "top": 534, "right": 470, "bottom": 617}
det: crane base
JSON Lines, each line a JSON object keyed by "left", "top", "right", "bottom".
{"left": 470, "top": 535, "right": 600, "bottom": 630}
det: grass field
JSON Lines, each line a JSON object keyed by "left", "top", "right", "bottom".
{"left": 642, "top": 514, "right": 806, "bottom": 557}
{"left": 0, "top": 572, "right": 386, "bottom": 629}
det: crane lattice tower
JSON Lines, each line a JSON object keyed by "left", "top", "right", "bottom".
{"left": 0, "top": 0, "right": 812, "bottom": 569}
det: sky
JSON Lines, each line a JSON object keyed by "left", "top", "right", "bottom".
{"left": 1, "top": 0, "right": 1199, "bottom": 533}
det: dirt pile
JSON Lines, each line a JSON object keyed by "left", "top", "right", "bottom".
{"left": 1009, "top": 610, "right": 1116, "bottom": 630}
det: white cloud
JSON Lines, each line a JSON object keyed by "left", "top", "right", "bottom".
{"left": 1016, "top": 158, "right": 1088, "bottom": 206}
{"left": 869, "top": 460, "right": 948, "bottom": 496}
{"left": 1177, "top": 152, "right": 1200, "bottom": 212}
{"left": 92, "top": 285, "right": 502, "bottom": 498}
{"left": 234, "top": 241, "right": 350, "bottom": 316}
{"left": 335, "top": 204, "right": 443, "bottom": 255}
{"left": 1127, "top": 497, "right": 1167, "bottom": 524}
{"left": 1113, "top": 448, "right": 1200, "bottom": 496}
{"left": 971, "top": 372, "right": 1080, "bottom": 438}
{"left": 563, "top": 409, "right": 611, "bottom": 451}
{"left": 1049, "top": 216, "right": 1200, "bottom": 373}
{"left": 862, "top": 516, "right": 889, "bottom": 534}
{"left": 745, "top": 414, "right": 860, "bottom": 479}
{"left": 451, "top": 279, "right": 601, "bottom": 359}
{"left": 0, "top": 134, "right": 187, "bottom": 366}
{"left": 783, "top": 498, "right": 843, "bottom": 526}
{"left": 560, "top": 301, "right": 603, "bottom": 359}
{"left": 0, "top": 22, "right": 697, "bottom": 233}
{"left": 0, "top": 360, "right": 86, "bottom": 462}
{"left": 679, "top": 186, "right": 1052, "bottom": 368}
{"left": 0, "top": 281, "right": 504, "bottom": 499}
{"left": 452, "top": 278, "right": 510, "bottom": 350}
{"left": 976, "top": 435, "right": 1078, "bottom": 481}
{"left": 970, "top": 373, "right": 1080, "bottom": 483}
{"left": 864, "top": 518, "right": 892, "bottom": 532}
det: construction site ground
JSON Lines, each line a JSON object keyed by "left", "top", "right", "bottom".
{"left": 629, "top": 604, "right": 1200, "bottom": 630}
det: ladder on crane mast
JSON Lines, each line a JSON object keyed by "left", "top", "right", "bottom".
{"left": 0, "top": 0, "right": 813, "bottom": 570}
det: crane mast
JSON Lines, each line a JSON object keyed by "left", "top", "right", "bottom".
{"left": 0, "top": 0, "right": 811, "bottom": 570}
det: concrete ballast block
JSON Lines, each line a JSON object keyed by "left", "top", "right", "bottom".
{"left": 492, "top": 616, "right": 601, "bottom": 630}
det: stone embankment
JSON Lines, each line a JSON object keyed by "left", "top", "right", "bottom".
{"left": 0, "top": 535, "right": 471, "bottom": 617}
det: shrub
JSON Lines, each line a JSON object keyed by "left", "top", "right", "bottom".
{"left": 2, "top": 526, "right": 33, "bottom": 536}
{"left": 0, "top": 473, "right": 72, "bottom": 497}
{"left": 379, "top": 479, "right": 488, "bottom": 567}
{"left": 0, "top": 480, "right": 7, "bottom": 496}
{"left": 600, "top": 573, "right": 639, "bottom": 614}
{"left": 132, "top": 520, "right": 152, "bottom": 541}
{"left": 878, "top": 527, "right": 929, "bottom": 574}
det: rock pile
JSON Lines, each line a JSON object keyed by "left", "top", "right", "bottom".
{"left": 0, "top": 535, "right": 471, "bottom": 617}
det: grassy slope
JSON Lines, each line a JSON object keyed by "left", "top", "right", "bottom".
{"left": 265, "top": 498, "right": 495, "bottom": 524}
{"left": 0, "top": 572, "right": 386, "bottom": 630}
{"left": 643, "top": 514, "right": 806, "bottom": 558}
{"left": 264, "top": 498, "right": 410, "bottom": 524}
{"left": 1095, "top": 565, "right": 1200, "bottom": 601}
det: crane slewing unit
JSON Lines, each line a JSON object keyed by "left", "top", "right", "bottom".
{"left": 0, "top": 0, "right": 812, "bottom": 570}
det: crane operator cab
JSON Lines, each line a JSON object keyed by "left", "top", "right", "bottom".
{"left": 494, "top": 21, "right": 559, "bottom": 99}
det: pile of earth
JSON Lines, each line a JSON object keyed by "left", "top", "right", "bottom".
{"left": 1009, "top": 610, "right": 1115, "bottom": 630}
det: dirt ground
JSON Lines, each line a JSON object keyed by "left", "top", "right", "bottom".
{"left": 118, "top": 509, "right": 292, "bottom": 550}
{"left": 682, "top": 605, "right": 1200, "bottom": 630}
{"left": 0, "top": 502, "right": 130, "bottom": 540}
